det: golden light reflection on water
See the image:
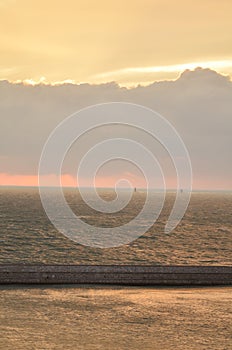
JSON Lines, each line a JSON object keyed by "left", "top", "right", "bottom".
{"left": 1, "top": 286, "right": 232, "bottom": 350}
{"left": 1, "top": 189, "right": 231, "bottom": 265}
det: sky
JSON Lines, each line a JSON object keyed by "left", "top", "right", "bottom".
{"left": 0, "top": 0, "right": 232, "bottom": 189}
{"left": 0, "top": 0, "right": 232, "bottom": 85}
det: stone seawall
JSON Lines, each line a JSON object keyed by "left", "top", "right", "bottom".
{"left": 0, "top": 265, "right": 231, "bottom": 286}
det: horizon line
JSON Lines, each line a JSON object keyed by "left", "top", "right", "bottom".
{"left": 1, "top": 185, "right": 231, "bottom": 192}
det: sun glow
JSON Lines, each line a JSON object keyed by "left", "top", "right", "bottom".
{"left": 10, "top": 77, "right": 77, "bottom": 87}
{"left": 2, "top": 60, "right": 232, "bottom": 88}
{"left": 93, "top": 60, "right": 232, "bottom": 83}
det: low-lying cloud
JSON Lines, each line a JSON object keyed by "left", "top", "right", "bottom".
{"left": 0, "top": 68, "right": 231, "bottom": 189}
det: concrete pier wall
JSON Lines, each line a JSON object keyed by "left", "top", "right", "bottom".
{"left": 0, "top": 265, "right": 231, "bottom": 286}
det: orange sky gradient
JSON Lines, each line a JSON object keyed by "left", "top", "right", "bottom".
{"left": 1, "top": 0, "right": 232, "bottom": 189}
{"left": 0, "top": 173, "right": 231, "bottom": 191}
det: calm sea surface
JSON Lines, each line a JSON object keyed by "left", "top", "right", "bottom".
{"left": 1, "top": 286, "right": 232, "bottom": 350}
{"left": 0, "top": 187, "right": 231, "bottom": 265}
{"left": 0, "top": 188, "right": 232, "bottom": 349}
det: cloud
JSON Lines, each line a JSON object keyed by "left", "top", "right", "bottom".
{"left": 0, "top": 68, "right": 232, "bottom": 189}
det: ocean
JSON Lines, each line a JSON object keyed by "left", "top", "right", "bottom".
{"left": 1, "top": 285, "right": 232, "bottom": 350}
{"left": 0, "top": 187, "right": 231, "bottom": 265}
{"left": 0, "top": 187, "right": 232, "bottom": 349}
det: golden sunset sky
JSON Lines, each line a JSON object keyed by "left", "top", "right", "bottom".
{"left": 1, "top": 0, "right": 232, "bottom": 189}
{"left": 1, "top": 0, "right": 232, "bottom": 86}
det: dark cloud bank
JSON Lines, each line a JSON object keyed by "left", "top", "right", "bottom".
{"left": 0, "top": 68, "right": 231, "bottom": 189}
